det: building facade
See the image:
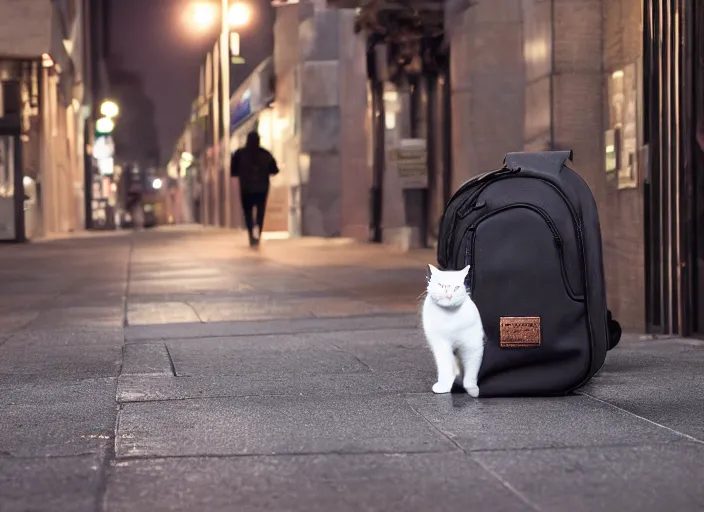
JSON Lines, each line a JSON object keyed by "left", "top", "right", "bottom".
{"left": 272, "top": 1, "right": 369, "bottom": 239}
{"left": 190, "top": 1, "right": 370, "bottom": 239}
{"left": 181, "top": 0, "right": 699, "bottom": 335}
{"left": 443, "top": 0, "right": 702, "bottom": 335}
{"left": 316, "top": 0, "right": 701, "bottom": 335}
{"left": 0, "top": 0, "right": 109, "bottom": 240}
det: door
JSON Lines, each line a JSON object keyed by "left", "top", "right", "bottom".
{"left": 0, "top": 133, "right": 24, "bottom": 241}
{"left": 692, "top": 0, "right": 704, "bottom": 336}
{"left": 643, "top": 0, "right": 699, "bottom": 335}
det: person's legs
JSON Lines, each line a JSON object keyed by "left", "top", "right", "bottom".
{"left": 240, "top": 191, "right": 256, "bottom": 246}
{"left": 254, "top": 190, "right": 269, "bottom": 237}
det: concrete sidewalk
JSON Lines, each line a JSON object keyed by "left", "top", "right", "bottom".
{"left": 0, "top": 226, "right": 702, "bottom": 512}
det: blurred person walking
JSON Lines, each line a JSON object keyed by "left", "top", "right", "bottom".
{"left": 230, "top": 131, "right": 279, "bottom": 247}
{"left": 119, "top": 164, "right": 145, "bottom": 230}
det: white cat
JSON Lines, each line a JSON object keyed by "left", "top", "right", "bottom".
{"left": 422, "top": 264, "right": 485, "bottom": 397}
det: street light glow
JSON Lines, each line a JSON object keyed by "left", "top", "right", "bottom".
{"left": 95, "top": 117, "right": 115, "bottom": 134}
{"left": 100, "top": 100, "right": 119, "bottom": 118}
{"left": 192, "top": 2, "right": 217, "bottom": 29}
{"left": 228, "top": 2, "right": 251, "bottom": 28}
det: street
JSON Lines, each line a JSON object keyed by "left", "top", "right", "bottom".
{"left": 0, "top": 227, "right": 702, "bottom": 511}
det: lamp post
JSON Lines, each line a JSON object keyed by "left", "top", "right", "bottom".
{"left": 220, "top": 0, "right": 231, "bottom": 228}
{"left": 189, "top": 1, "right": 251, "bottom": 227}
{"left": 220, "top": 1, "right": 251, "bottom": 227}
{"left": 192, "top": 0, "right": 252, "bottom": 226}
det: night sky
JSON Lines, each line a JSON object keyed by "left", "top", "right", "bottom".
{"left": 109, "top": 0, "right": 274, "bottom": 164}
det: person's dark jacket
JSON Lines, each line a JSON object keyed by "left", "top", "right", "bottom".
{"left": 230, "top": 132, "right": 279, "bottom": 193}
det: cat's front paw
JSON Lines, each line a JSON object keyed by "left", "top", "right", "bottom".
{"left": 432, "top": 381, "right": 453, "bottom": 394}
{"left": 465, "top": 384, "right": 479, "bottom": 397}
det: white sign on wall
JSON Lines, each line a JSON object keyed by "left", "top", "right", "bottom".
{"left": 391, "top": 138, "right": 427, "bottom": 189}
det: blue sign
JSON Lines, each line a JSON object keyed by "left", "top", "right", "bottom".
{"left": 230, "top": 88, "right": 251, "bottom": 133}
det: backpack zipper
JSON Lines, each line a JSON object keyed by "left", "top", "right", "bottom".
{"left": 441, "top": 170, "right": 519, "bottom": 266}
{"left": 463, "top": 203, "right": 562, "bottom": 293}
{"left": 464, "top": 203, "right": 583, "bottom": 301}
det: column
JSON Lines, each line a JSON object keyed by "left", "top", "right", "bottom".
{"left": 447, "top": 0, "right": 525, "bottom": 189}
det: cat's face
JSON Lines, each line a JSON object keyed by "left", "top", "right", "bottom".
{"left": 426, "top": 264, "right": 471, "bottom": 308}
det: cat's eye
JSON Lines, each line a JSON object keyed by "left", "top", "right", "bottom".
{"left": 454, "top": 286, "right": 461, "bottom": 291}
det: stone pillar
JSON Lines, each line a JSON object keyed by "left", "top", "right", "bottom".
{"left": 274, "top": 2, "right": 368, "bottom": 238}
{"left": 447, "top": 0, "right": 604, "bottom": 179}
{"left": 39, "top": 68, "right": 58, "bottom": 236}
{"left": 446, "top": 0, "right": 525, "bottom": 188}
{"left": 552, "top": 0, "right": 605, "bottom": 198}
{"left": 299, "top": 7, "right": 342, "bottom": 236}
{"left": 273, "top": 3, "right": 302, "bottom": 236}
{"left": 337, "top": 9, "right": 370, "bottom": 240}
{"left": 600, "top": 0, "right": 646, "bottom": 330}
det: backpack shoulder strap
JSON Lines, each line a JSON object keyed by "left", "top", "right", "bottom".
{"left": 503, "top": 150, "right": 574, "bottom": 176}
{"left": 606, "top": 309, "right": 622, "bottom": 350}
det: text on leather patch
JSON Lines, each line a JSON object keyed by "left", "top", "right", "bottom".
{"left": 500, "top": 317, "right": 541, "bottom": 348}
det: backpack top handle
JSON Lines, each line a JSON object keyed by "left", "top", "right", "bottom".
{"left": 503, "top": 150, "right": 574, "bottom": 175}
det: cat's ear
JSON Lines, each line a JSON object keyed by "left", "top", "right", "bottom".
{"left": 460, "top": 264, "right": 471, "bottom": 277}
{"left": 427, "top": 264, "right": 439, "bottom": 279}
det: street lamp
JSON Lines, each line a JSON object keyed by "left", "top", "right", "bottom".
{"left": 100, "top": 100, "right": 119, "bottom": 118}
{"left": 192, "top": 2, "right": 218, "bottom": 29}
{"left": 189, "top": 1, "right": 251, "bottom": 30}
{"left": 187, "top": 0, "right": 253, "bottom": 227}
{"left": 95, "top": 116, "right": 115, "bottom": 135}
{"left": 227, "top": 2, "right": 251, "bottom": 28}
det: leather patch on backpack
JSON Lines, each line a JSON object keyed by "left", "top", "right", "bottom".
{"left": 500, "top": 317, "right": 541, "bottom": 348}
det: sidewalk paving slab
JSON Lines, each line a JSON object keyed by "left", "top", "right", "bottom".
{"left": 0, "top": 455, "right": 103, "bottom": 512}
{"left": 0, "top": 342, "right": 122, "bottom": 384}
{"left": 404, "top": 394, "right": 683, "bottom": 451}
{"left": 124, "top": 312, "right": 419, "bottom": 342}
{"left": 0, "top": 378, "right": 117, "bottom": 457}
{"left": 473, "top": 442, "right": 704, "bottom": 512}
{"left": 121, "top": 343, "right": 175, "bottom": 376}
{"left": 116, "top": 394, "right": 459, "bottom": 458}
{"left": 116, "top": 369, "right": 433, "bottom": 403}
{"left": 1, "top": 227, "right": 703, "bottom": 512}
{"left": 581, "top": 337, "right": 704, "bottom": 440}
{"left": 164, "top": 333, "right": 370, "bottom": 377}
{"left": 106, "top": 453, "right": 530, "bottom": 512}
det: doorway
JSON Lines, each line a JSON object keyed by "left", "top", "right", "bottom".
{"left": 0, "top": 132, "right": 24, "bottom": 242}
{"left": 692, "top": 0, "right": 704, "bottom": 336}
{"left": 644, "top": 0, "right": 704, "bottom": 336}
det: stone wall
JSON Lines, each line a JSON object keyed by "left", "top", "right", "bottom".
{"left": 273, "top": 3, "right": 303, "bottom": 235}
{"left": 0, "top": 0, "right": 51, "bottom": 58}
{"left": 337, "top": 9, "right": 371, "bottom": 240}
{"left": 447, "top": 0, "right": 525, "bottom": 189}
{"left": 299, "top": 8, "right": 342, "bottom": 236}
{"left": 447, "top": 0, "right": 645, "bottom": 330}
{"left": 523, "top": 0, "right": 552, "bottom": 150}
{"left": 273, "top": 2, "right": 368, "bottom": 238}
{"left": 601, "top": 0, "right": 645, "bottom": 330}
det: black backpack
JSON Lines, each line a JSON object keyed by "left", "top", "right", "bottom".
{"left": 437, "top": 150, "right": 622, "bottom": 397}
